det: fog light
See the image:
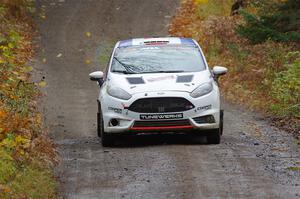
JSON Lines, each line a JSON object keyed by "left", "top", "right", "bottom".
{"left": 193, "top": 115, "right": 215, "bottom": 124}
{"left": 110, "top": 119, "right": 119, "bottom": 126}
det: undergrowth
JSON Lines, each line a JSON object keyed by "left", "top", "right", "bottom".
{"left": 0, "top": 0, "right": 57, "bottom": 198}
{"left": 169, "top": 0, "right": 300, "bottom": 135}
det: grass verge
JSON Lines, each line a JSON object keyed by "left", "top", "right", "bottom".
{"left": 169, "top": 0, "right": 300, "bottom": 137}
{"left": 0, "top": 1, "right": 57, "bottom": 198}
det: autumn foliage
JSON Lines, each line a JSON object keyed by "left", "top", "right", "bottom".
{"left": 170, "top": 0, "right": 300, "bottom": 135}
{"left": 0, "top": 1, "right": 57, "bottom": 198}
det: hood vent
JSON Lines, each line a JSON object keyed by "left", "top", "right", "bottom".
{"left": 176, "top": 75, "right": 194, "bottom": 83}
{"left": 126, "top": 77, "right": 145, "bottom": 84}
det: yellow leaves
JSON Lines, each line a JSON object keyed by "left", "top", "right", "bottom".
{"left": 15, "top": 136, "right": 31, "bottom": 149}
{"left": 24, "top": 66, "right": 33, "bottom": 72}
{"left": 39, "top": 6, "right": 46, "bottom": 20}
{"left": 9, "top": 94, "right": 18, "bottom": 100}
{"left": 0, "top": 184, "right": 11, "bottom": 194}
{"left": 0, "top": 110, "right": 7, "bottom": 119}
{"left": 42, "top": 58, "right": 47, "bottom": 63}
{"left": 0, "top": 57, "right": 5, "bottom": 64}
{"left": 38, "top": 80, "right": 47, "bottom": 87}
{"left": 0, "top": 137, "right": 16, "bottom": 149}
{"left": 0, "top": 109, "right": 8, "bottom": 135}
{"left": 85, "top": 31, "right": 91, "bottom": 37}
{"left": 0, "top": 4, "right": 58, "bottom": 198}
{"left": 0, "top": 135, "right": 31, "bottom": 159}
{"left": 34, "top": 113, "right": 43, "bottom": 126}
{"left": 13, "top": 70, "right": 28, "bottom": 81}
{"left": 194, "top": 0, "right": 208, "bottom": 5}
{"left": 85, "top": 59, "right": 91, "bottom": 64}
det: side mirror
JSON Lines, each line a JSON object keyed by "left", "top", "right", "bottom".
{"left": 89, "top": 71, "right": 104, "bottom": 81}
{"left": 212, "top": 66, "right": 228, "bottom": 76}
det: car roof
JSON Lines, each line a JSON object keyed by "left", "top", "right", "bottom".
{"left": 118, "top": 37, "right": 196, "bottom": 48}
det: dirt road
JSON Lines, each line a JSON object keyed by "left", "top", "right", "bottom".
{"left": 35, "top": 0, "right": 300, "bottom": 198}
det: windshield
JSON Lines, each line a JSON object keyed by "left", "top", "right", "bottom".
{"left": 111, "top": 45, "right": 206, "bottom": 74}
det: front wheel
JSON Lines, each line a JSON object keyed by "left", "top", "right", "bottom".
{"left": 206, "top": 129, "right": 221, "bottom": 144}
{"left": 97, "top": 112, "right": 101, "bottom": 137}
{"left": 220, "top": 110, "right": 224, "bottom": 135}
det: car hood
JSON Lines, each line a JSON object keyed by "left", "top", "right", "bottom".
{"left": 107, "top": 70, "right": 212, "bottom": 95}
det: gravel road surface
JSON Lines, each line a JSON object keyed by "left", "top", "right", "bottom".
{"left": 34, "top": 0, "right": 300, "bottom": 198}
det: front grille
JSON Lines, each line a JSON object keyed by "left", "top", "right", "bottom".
{"left": 133, "top": 119, "right": 190, "bottom": 127}
{"left": 128, "top": 97, "right": 194, "bottom": 113}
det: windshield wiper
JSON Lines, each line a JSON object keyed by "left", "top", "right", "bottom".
{"left": 141, "top": 70, "right": 185, "bottom": 74}
{"left": 159, "top": 70, "right": 185, "bottom": 73}
{"left": 112, "top": 70, "right": 136, "bottom": 74}
{"left": 113, "top": 57, "right": 137, "bottom": 74}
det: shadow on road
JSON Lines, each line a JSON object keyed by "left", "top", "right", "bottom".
{"left": 111, "top": 133, "right": 208, "bottom": 148}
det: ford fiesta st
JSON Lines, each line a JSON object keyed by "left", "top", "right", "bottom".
{"left": 89, "top": 37, "right": 227, "bottom": 146}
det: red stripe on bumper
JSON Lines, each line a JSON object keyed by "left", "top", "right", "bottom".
{"left": 130, "top": 125, "right": 193, "bottom": 131}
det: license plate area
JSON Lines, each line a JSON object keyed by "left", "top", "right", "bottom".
{"left": 140, "top": 113, "right": 183, "bottom": 120}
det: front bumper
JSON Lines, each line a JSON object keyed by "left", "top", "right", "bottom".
{"left": 100, "top": 90, "right": 220, "bottom": 134}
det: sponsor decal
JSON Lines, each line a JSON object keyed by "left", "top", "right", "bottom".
{"left": 140, "top": 113, "right": 183, "bottom": 120}
{"left": 146, "top": 75, "right": 175, "bottom": 82}
{"left": 108, "top": 107, "right": 122, "bottom": 114}
{"left": 197, "top": 105, "right": 212, "bottom": 111}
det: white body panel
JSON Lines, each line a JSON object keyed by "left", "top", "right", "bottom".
{"left": 96, "top": 37, "right": 222, "bottom": 134}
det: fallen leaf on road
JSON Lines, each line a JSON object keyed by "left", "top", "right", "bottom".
{"left": 57, "top": 53, "right": 62, "bottom": 58}
{"left": 85, "top": 32, "right": 91, "bottom": 37}
{"left": 287, "top": 167, "right": 300, "bottom": 171}
{"left": 85, "top": 59, "right": 91, "bottom": 64}
{"left": 38, "top": 81, "right": 47, "bottom": 87}
{"left": 25, "top": 66, "right": 33, "bottom": 72}
{"left": 42, "top": 58, "right": 47, "bottom": 63}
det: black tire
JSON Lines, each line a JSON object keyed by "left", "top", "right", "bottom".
{"left": 97, "top": 102, "right": 114, "bottom": 147}
{"left": 97, "top": 112, "right": 101, "bottom": 137}
{"left": 207, "top": 129, "right": 221, "bottom": 144}
{"left": 220, "top": 110, "right": 224, "bottom": 135}
{"left": 97, "top": 102, "right": 101, "bottom": 137}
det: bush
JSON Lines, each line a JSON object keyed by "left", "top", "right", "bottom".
{"left": 170, "top": 0, "right": 300, "bottom": 133}
{"left": 0, "top": 0, "right": 33, "bottom": 18}
{"left": 271, "top": 52, "right": 300, "bottom": 117}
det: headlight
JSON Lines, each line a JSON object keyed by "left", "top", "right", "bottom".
{"left": 107, "top": 86, "right": 132, "bottom": 100}
{"left": 190, "top": 82, "right": 213, "bottom": 98}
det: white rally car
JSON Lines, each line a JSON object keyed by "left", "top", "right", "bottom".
{"left": 89, "top": 37, "right": 227, "bottom": 146}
